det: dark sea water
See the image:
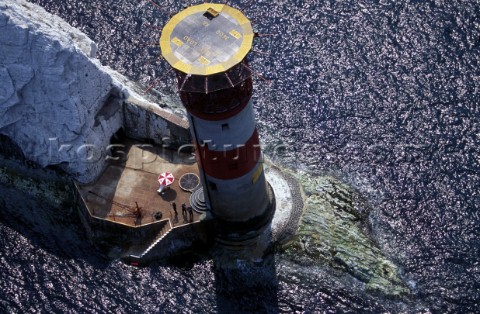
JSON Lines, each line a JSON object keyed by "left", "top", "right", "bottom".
{"left": 1, "top": 0, "right": 479, "bottom": 312}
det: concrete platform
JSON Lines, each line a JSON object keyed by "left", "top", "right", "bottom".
{"left": 77, "top": 139, "right": 202, "bottom": 228}
{"left": 264, "top": 163, "right": 305, "bottom": 245}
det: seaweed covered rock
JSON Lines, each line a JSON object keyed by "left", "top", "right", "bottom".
{"left": 284, "top": 173, "right": 410, "bottom": 296}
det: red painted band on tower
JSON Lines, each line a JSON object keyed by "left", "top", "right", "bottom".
{"left": 186, "top": 96, "right": 250, "bottom": 121}
{"left": 179, "top": 77, "right": 253, "bottom": 120}
{"left": 195, "top": 129, "right": 262, "bottom": 180}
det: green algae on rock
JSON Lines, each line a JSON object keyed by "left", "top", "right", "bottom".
{"left": 0, "top": 158, "right": 74, "bottom": 210}
{"left": 283, "top": 173, "right": 410, "bottom": 296}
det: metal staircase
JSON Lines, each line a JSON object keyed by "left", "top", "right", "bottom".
{"left": 127, "top": 220, "right": 173, "bottom": 261}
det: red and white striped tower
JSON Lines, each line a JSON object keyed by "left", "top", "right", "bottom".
{"left": 160, "top": 4, "right": 274, "bottom": 239}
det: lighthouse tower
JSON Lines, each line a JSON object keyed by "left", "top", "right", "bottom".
{"left": 160, "top": 3, "right": 274, "bottom": 239}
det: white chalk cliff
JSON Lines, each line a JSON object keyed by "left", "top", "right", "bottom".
{"left": 0, "top": 0, "right": 187, "bottom": 183}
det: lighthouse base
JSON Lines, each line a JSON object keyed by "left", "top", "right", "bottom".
{"left": 211, "top": 162, "right": 305, "bottom": 263}
{"left": 214, "top": 182, "right": 276, "bottom": 246}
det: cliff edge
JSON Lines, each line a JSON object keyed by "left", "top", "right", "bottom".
{"left": 0, "top": 0, "right": 188, "bottom": 183}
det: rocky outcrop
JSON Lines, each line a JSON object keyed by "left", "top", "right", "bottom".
{"left": 284, "top": 173, "right": 411, "bottom": 296}
{"left": 0, "top": 0, "right": 188, "bottom": 183}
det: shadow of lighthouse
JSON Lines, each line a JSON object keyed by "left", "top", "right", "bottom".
{"left": 213, "top": 261, "right": 280, "bottom": 313}
{"left": 212, "top": 225, "right": 280, "bottom": 313}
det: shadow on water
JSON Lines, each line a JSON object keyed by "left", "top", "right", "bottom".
{"left": 213, "top": 253, "right": 279, "bottom": 313}
{"left": 0, "top": 135, "right": 112, "bottom": 268}
{"left": 211, "top": 222, "right": 280, "bottom": 313}
{"left": 0, "top": 184, "right": 112, "bottom": 269}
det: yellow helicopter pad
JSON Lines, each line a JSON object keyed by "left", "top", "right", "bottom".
{"left": 160, "top": 3, "right": 254, "bottom": 76}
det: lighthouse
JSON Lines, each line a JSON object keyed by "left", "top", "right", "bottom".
{"left": 160, "top": 3, "right": 275, "bottom": 240}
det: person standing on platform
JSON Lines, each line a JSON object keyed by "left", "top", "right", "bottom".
{"left": 172, "top": 202, "right": 178, "bottom": 215}
{"left": 188, "top": 206, "right": 194, "bottom": 222}
{"left": 181, "top": 203, "right": 187, "bottom": 219}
